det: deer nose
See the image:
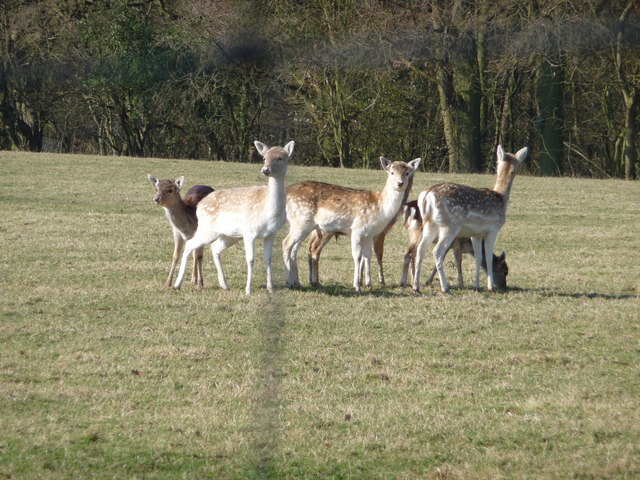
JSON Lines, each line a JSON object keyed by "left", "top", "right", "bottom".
{"left": 262, "top": 167, "right": 271, "bottom": 176}
{"left": 396, "top": 181, "right": 404, "bottom": 188}
{"left": 154, "top": 196, "right": 161, "bottom": 203}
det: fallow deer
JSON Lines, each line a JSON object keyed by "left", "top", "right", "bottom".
{"left": 173, "top": 141, "right": 294, "bottom": 295}
{"left": 305, "top": 168, "right": 415, "bottom": 287}
{"left": 147, "top": 174, "right": 214, "bottom": 288}
{"left": 399, "top": 200, "right": 508, "bottom": 289}
{"left": 283, "top": 157, "right": 421, "bottom": 292}
{"left": 413, "top": 145, "right": 527, "bottom": 293}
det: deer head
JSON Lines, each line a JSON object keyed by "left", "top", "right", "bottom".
{"left": 254, "top": 140, "right": 294, "bottom": 178}
{"left": 380, "top": 156, "right": 421, "bottom": 191}
{"left": 148, "top": 174, "right": 184, "bottom": 208}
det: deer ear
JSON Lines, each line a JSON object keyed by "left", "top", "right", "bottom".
{"left": 147, "top": 174, "right": 159, "bottom": 187}
{"left": 284, "top": 141, "right": 295, "bottom": 156}
{"left": 254, "top": 141, "right": 269, "bottom": 157}
{"left": 380, "top": 156, "right": 391, "bottom": 171}
{"left": 175, "top": 176, "right": 185, "bottom": 190}
{"left": 499, "top": 251, "right": 506, "bottom": 261}
{"left": 408, "top": 158, "right": 421, "bottom": 171}
{"left": 496, "top": 145, "right": 505, "bottom": 163}
{"left": 515, "top": 146, "right": 528, "bottom": 163}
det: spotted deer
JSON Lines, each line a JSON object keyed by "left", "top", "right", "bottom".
{"left": 400, "top": 200, "right": 508, "bottom": 289}
{"left": 147, "top": 175, "right": 214, "bottom": 288}
{"left": 413, "top": 145, "right": 527, "bottom": 293}
{"left": 283, "top": 157, "right": 421, "bottom": 291}
{"left": 173, "top": 141, "right": 294, "bottom": 295}
{"left": 305, "top": 168, "right": 415, "bottom": 287}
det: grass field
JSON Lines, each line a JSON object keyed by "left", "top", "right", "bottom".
{"left": 0, "top": 150, "right": 638, "bottom": 479}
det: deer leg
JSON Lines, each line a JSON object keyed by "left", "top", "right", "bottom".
{"left": 433, "top": 228, "right": 459, "bottom": 294}
{"left": 191, "top": 248, "right": 202, "bottom": 286}
{"left": 453, "top": 239, "right": 464, "bottom": 288}
{"left": 426, "top": 265, "right": 438, "bottom": 287}
{"left": 307, "top": 230, "right": 320, "bottom": 286}
{"left": 282, "top": 223, "right": 314, "bottom": 288}
{"left": 243, "top": 235, "right": 256, "bottom": 296}
{"left": 373, "top": 233, "right": 385, "bottom": 285}
{"left": 307, "top": 229, "right": 326, "bottom": 286}
{"left": 400, "top": 242, "right": 415, "bottom": 288}
{"left": 351, "top": 236, "right": 364, "bottom": 292}
{"left": 175, "top": 234, "right": 208, "bottom": 290}
{"left": 483, "top": 233, "right": 498, "bottom": 292}
{"left": 308, "top": 230, "right": 333, "bottom": 286}
{"left": 263, "top": 234, "right": 276, "bottom": 294}
{"left": 361, "top": 239, "right": 373, "bottom": 288}
{"left": 193, "top": 246, "right": 205, "bottom": 288}
{"left": 211, "top": 237, "right": 235, "bottom": 290}
{"left": 470, "top": 237, "right": 484, "bottom": 291}
{"left": 166, "top": 231, "right": 184, "bottom": 288}
{"left": 412, "top": 224, "right": 439, "bottom": 293}
{"left": 282, "top": 230, "right": 297, "bottom": 287}
{"left": 425, "top": 238, "right": 439, "bottom": 286}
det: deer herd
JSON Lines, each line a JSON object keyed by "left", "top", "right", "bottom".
{"left": 148, "top": 141, "right": 528, "bottom": 295}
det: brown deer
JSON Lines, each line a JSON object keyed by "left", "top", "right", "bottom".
{"left": 147, "top": 175, "right": 214, "bottom": 288}
{"left": 173, "top": 141, "right": 294, "bottom": 295}
{"left": 413, "top": 145, "right": 527, "bottom": 293}
{"left": 399, "top": 200, "right": 508, "bottom": 289}
{"left": 283, "top": 157, "right": 421, "bottom": 291}
{"left": 305, "top": 167, "right": 416, "bottom": 287}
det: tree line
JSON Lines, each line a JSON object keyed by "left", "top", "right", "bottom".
{"left": 1, "top": 0, "right": 639, "bottom": 179}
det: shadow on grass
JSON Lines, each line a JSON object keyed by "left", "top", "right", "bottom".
{"left": 284, "top": 283, "right": 415, "bottom": 298}
{"left": 506, "top": 286, "right": 638, "bottom": 301}
{"left": 283, "top": 282, "right": 485, "bottom": 298}
{"left": 284, "top": 283, "right": 638, "bottom": 300}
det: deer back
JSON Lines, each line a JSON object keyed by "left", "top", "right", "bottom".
{"left": 287, "top": 157, "right": 420, "bottom": 235}
{"left": 426, "top": 183, "right": 507, "bottom": 234}
{"left": 183, "top": 185, "right": 214, "bottom": 207}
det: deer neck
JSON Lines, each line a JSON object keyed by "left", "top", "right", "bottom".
{"left": 163, "top": 197, "right": 196, "bottom": 232}
{"left": 263, "top": 175, "right": 286, "bottom": 215}
{"left": 379, "top": 181, "right": 405, "bottom": 220}
{"left": 493, "top": 165, "right": 518, "bottom": 206}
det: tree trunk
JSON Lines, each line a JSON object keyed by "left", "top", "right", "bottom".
{"left": 436, "top": 65, "right": 458, "bottom": 173}
{"left": 435, "top": 53, "right": 482, "bottom": 173}
{"left": 615, "top": 0, "right": 638, "bottom": 180}
{"left": 436, "top": 31, "right": 482, "bottom": 173}
{"left": 453, "top": 49, "right": 482, "bottom": 173}
{"left": 623, "top": 93, "right": 638, "bottom": 180}
{"left": 537, "top": 57, "right": 565, "bottom": 176}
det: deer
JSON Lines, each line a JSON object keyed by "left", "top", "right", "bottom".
{"left": 412, "top": 145, "right": 527, "bottom": 293}
{"left": 399, "top": 199, "right": 508, "bottom": 289}
{"left": 304, "top": 167, "right": 416, "bottom": 287}
{"left": 173, "top": 141, "right": 294, "bottom": 295}
{"left": 282, "top": 156, "right": 421, "bottom": 292}
{"left": 147, "top": 174, "right": 214, "bottom": 288}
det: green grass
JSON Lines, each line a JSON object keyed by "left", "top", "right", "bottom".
{"left": 0, "top": 151, "right": 638, "bottom": 479}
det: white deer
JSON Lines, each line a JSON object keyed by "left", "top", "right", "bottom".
{"left": 283, "top": 156, "right": 421, "bottom": 292}
{"left": 147, "top": 175, "right": 214, "bottom": 288}
{"left": 399, "top": 199, "right": 508, "bottom": 289}
{"left": 412, "top": 145, "right": 527, "bottom": 293}
{"left": 173, "top": 141, "right": 294, "bottom": 295}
